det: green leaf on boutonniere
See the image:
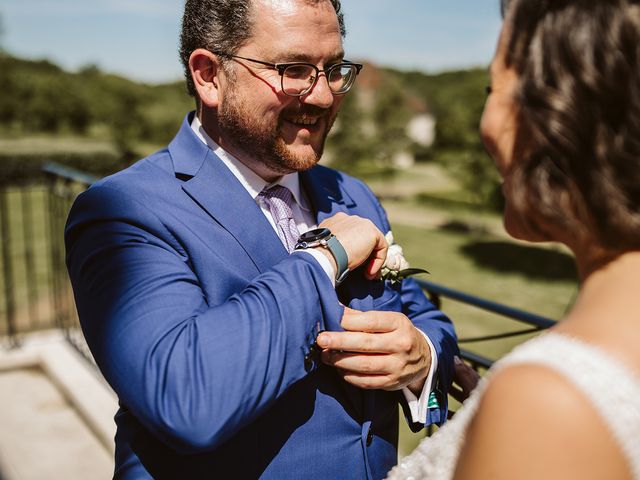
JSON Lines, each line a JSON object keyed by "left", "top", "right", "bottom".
{"left": 382, "top": 268, "right": 429, "bottom": 285}
{"left": 398, "top": 268, "right": 430, "bottom": 277}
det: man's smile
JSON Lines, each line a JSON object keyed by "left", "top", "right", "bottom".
{"left": 289, "top": 115, "right": 320, "bottom": 126}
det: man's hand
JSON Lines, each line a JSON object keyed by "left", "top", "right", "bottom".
{"left": 450, "top": 356, "right": 481, "bottom": 403}
{"left": 316, "top": 307, "right": 431, "bottom": 393}
{"left": 318, "top": 213, "right": 387, "bottom": 280}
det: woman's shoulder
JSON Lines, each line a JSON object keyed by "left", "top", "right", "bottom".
{"left": 453, "top": 335, "right": 635, "bottom": 479}
{"left": 476, "top": 360, "right": 608, "bottom": 434}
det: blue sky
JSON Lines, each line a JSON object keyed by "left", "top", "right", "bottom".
{"left": 0, "top": 0, "right": 502, "bottom": 84}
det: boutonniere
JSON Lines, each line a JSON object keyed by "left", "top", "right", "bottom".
{"left": 381, "top": 231, "right": 429, "bottom": 285}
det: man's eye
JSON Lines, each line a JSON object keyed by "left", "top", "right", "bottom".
{"left": 284, "top": 65, "right": 311, "bottom": 79}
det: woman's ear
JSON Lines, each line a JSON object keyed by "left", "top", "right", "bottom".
{"left": 189, "top": 48, "right": 221, "bottom": 108}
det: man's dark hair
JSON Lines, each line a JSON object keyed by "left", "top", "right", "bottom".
{"left": 500, "top": 0, "right": 640, "bottom": 249}
{"left": 179, "top": 0, "right": 346, "bottom": 98}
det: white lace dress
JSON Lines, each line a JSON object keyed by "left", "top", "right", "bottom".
{"left": 386, "top": 333, "right": 640, "bottom": 479}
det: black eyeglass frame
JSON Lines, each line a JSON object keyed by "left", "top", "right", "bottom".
{"left": 212, "top": 51, "right": 363, "bottom": 97}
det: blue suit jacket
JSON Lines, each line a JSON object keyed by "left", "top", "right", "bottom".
{"left": 65, "top": 113, "right": 458, "bottom": 479}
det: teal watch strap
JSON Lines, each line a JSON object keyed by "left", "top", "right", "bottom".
{"left": 326, "top": 235, "right": 350, "bottom": 285}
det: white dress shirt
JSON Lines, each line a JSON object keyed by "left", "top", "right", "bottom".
{"left": 190, "top": 116, "right": 436, "bottom": 423}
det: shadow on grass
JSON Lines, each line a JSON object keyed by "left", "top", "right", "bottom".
{"left": 460, "top": 240, "right": 578, "bottom": 281}
{"left": 439, "top": 220, "right": 489, "bottom": 235}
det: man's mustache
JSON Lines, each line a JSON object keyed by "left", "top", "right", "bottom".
{"left": 282, "top": 105, "right": 331, "bottom": 119}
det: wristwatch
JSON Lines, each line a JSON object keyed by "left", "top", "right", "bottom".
{"left": 295, "top": 228, "right": 350, "bottom": 285}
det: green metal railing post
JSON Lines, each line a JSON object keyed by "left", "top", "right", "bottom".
{"left": 0, "top": 188, "right": 18, "bottom": 347}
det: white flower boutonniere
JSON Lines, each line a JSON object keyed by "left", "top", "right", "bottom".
{"left": 381, "top": 231, "right": 429, "bottom": 285}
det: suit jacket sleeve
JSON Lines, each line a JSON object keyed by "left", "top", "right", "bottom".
{"left": 65, "top": 183, "right": 343, "bottom": 454}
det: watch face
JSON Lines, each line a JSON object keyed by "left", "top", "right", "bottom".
{"left": 299, "top": 227, "right": 331, "bottom": 242}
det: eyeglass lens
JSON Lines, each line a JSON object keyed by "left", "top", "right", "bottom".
{"left": 282, "top": 64, "right": 358, "bottom": 96}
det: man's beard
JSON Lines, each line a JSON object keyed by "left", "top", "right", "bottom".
{"left": 218, "top": 89, "right": 335, "bottom": 175}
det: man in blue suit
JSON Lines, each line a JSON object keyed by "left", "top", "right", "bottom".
{"left": 65, "top": 0, "right": 458, "bottom": 478}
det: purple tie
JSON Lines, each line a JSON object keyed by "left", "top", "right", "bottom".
{"left": 258, "top": 185, "right": 300, "bottom": 253}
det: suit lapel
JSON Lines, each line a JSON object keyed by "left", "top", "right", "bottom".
{"left": 183, "top": 153, "right": 288, "bottom": 273}
{"left": 169, "top": 115, "right": 287, "bottom": 274}
{"left": 300, "top": 167, "right": 356, "bottom": 224}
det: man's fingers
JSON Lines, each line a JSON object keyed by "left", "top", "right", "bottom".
{"left": 453, "top": 356, "right": 481, "bottom": 396}
{"left": 447, "top": 356, "right": 482, "bottom": 402}
{"left": 316, "top": 330, "right": 394, "bottom": 353}
{"left": 317, "top": 311, "right": 430, "bottom": 392}
{"left": 321, "top": 350, "right": 400, "bottom": 375}
{"left": 364, "top": 231, "right": 388, "bottom": 279}
{"left": 319, "top": 213, "right": 386, "bottom": 273}
{"left": 340, "top": 309, "right": 400, "bottom": 333}
{"left": 316, "top": 311, "right": 408, "bottom": 351}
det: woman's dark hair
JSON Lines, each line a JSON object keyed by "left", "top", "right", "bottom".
{"left": 179, "top": 0, "right": 346, "bottom": 98}
{"left": 500, "top": 0, "right": 640, "bottom": 250}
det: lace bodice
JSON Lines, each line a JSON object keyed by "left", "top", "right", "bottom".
{"left": 386, "top": 333, "right": 640, "bottom": 479}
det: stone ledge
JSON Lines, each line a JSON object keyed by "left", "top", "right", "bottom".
{"left": 0, "top": 330, "right": 117, "bottom": 455}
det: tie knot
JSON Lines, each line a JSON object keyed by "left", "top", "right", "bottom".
{"left": 258, "top": 185, "right": 300, "bottom": 253}
{"left": 259, "top": 184, "right": 293, "bottom": 205}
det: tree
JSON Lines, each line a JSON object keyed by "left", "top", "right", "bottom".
{"left": 326, "top": 90, "right": 377, "bottom": 176}
{"left": 0, "top": 55, "right": 18, "bottom": 125}
{"left": 371, "top": 77, "right": 413, "bottom": 166}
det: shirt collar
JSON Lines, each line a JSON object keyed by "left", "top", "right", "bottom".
{"left": 190, "top": 115, "right": 310, "bottom": 211}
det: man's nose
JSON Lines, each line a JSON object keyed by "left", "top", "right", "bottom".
{"left": 300, "top": 74, "right": 335, "bottom": 109}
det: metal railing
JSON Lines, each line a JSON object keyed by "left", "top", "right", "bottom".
{"left": 418, "top": 279, "right": 556, "bottom": 370}
{"left": 0, "top": 179, "right": 59, "bottom": 347}
{"left": 42, "top": 163, "right": 99, "bottom": 360}
{"left": 1, "top": 163, "right": 557, "bottom": 370}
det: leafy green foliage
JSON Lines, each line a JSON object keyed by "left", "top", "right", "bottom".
{"left": 0, "top": 53, "right": 192, "bottom": 163}
{"left": 370, "top": 75, "right": 414, "bottom": 165}
{"left": 326, "top": 90, "right": 376, "bottom": 175}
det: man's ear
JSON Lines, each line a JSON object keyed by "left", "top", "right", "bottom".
{"left": 189, "top": 49, "right": 222, "bottom": 108}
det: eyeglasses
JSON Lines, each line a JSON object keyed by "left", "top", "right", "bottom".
{"left": 213, "top": 51, "right": 363, "bottom": 97}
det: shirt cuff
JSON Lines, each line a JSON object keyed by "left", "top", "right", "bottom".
{"left": 401, "top": 329, "right": 438, "bottom": 424}
{"left": 292, "top": 249, "right": 336, "bottom": 287}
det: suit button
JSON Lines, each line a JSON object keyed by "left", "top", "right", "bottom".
{"left": 366, "top": 427, "right": 374, "bottom": 446}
